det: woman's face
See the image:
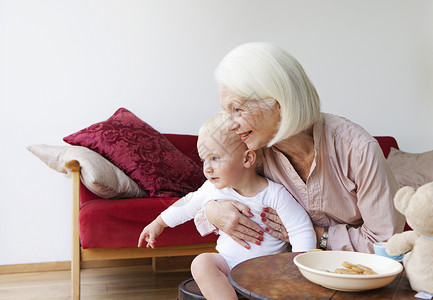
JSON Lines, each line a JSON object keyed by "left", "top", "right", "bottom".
{"left": 220, "top": 86, "right": 281, "bottom": 150}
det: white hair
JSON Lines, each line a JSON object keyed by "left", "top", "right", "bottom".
{"left": 215, "top": 42, "right": 321, "bottom": 146}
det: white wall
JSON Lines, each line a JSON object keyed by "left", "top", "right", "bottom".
{"left": 1, "top": 0, "right": 432, "bottom": 265}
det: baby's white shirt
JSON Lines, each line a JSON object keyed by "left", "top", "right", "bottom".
{"left": 161, "top": 179, "right": 316, "bottom": 269}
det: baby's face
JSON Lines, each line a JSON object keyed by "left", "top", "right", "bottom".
{"left": 197, "top": 132, "right": 247, "bottom": 189}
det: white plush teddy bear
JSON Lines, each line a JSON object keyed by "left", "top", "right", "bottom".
{"left": 386, "top": 181, "right": 433, "bottom": 294}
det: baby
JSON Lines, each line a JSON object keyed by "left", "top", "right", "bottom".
{"left": 138, "top": 111, "right": 316, "bottom": 300}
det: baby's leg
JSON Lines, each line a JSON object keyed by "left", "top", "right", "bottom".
{"left": 191, "top": 253, "right": 237, "bottom": 300}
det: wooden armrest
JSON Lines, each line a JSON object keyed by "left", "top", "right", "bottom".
{"left": 66, "top": 159, "right": 81, "bottom": 299}
{"left": 65, "top": 160, "right": 81, "bottom": 172}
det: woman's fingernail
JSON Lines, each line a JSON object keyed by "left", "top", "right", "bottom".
{"left": 263, "top": 207, "right": 269, "bottom": 212}
{"left": 261, "top": 217, "right": 266, "bottom": 222}
{"left": 255, "top": 241, "right": 261, "bottom": 245}
{"left": 259, "top": 230, "right": 264, "bottom": 235}
{"left": 258, "top": 236, "right": 264, "bottom": 241}
{"left": 245, "top": 244, "right": 250, "bottom": 249}
{"left": 260, "top": 212, "right": 266, "bottom": 217}
{"left": 265, "top": 227, "right": 270, "bottom": 232}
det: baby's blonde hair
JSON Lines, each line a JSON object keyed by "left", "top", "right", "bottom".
{"left": 198, "top": 111, "right": 242, "bottom": 152}
{"left": 198, "top": 111, "right": 262, "bottom": 170}
{"left": 198, "top": 111, "right": 232, "bottom": 137}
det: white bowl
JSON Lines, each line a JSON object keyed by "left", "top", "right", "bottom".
{"left": 293, "top": 251, "right": 403, "bottom": 292}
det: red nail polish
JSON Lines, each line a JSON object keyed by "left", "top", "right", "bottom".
{"left": 255, "top": 241, "right": 261, "bottom": 245}
{"left": 263, "top": 207, "right": 269, "bottom": 212}
{"left": 265, "top": 227, "right": 270, "bottom": 232}
{"left": 245, "top": 244, "right": 250, "bottom": 249}
{"left": 259, "top": 230, "right": 264, "bottom": 235}
{"left": 261, "top": 217, "right": 266, "bottom": 222}
{"left": 258, "top": 236, "right": 264, "bottom": 241}
{"left": 260, "top": 212, "right": 266, "bottom": 217}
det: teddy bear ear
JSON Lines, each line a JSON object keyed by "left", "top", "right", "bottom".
{"left": 393, "top": 186, "right": 415, "bottom": 214}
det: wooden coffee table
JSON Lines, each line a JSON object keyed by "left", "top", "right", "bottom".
{"left": 229, "top": 252, "right": 415, "bottom": 300}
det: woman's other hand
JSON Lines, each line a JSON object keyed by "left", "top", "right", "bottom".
{"left": 204, "top": 200, "right": 264, "bottom": 249}
{"left": 260, "top": 207, "right": 290, "bottom": 243}
{"left": 262, "top": 207, "right": 326, "bottom": 246}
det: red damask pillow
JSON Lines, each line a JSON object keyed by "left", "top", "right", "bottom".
{"left": 63, "top": 108, "right": 205, "bottom": 198}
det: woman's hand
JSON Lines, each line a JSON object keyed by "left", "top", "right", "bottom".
{"left": 262, "top": 207, "right": 326, "bottom": 246}
{"left": 260, "top": 207, "right": 290, "bottom": 243}
{"left": 204, "top": 200, "right": 264, "bottom": 249}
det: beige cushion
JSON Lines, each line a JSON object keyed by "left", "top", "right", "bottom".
{"left": 27, "top": 144, "right": 147, "bottom": 199}
{"left": 387, "top": 147, "right": 433, "bottom": 189}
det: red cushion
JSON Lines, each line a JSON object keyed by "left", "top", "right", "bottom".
{"left": 79, "top": 183, "right": 217, "bottom": 248}
{"left": 164, "top": 133, "right": 202, "bottom": 167}
{"left": 64, "top": 108, "right": 205, "bottom": 198}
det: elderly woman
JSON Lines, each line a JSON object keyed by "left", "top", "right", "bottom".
{"left": 194, "top": 42, "right": 404, "bottom": 253}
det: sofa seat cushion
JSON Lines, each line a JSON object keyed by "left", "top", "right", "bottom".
{"left": 79, "top": 195, "right": 217, "bottom": 249}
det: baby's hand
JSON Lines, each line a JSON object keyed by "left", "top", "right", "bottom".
{"left": 137, "top": 228, "right": 155, "bottom": 248}
{"left": 137, "top": 216, "right": 167, "bottom": 248}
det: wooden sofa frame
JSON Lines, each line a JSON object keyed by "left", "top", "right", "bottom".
{"left": 65, "top": 160, "right": 216, "bottom": 300}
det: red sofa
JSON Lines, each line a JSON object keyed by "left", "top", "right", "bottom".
{"left": 78, "top": 134, "right": 217, "bottom": 249}
{"left": 67, "top": 134, "right": 400, "bottom": 299}
{"left": 78, "top": 135, "right": 400, "bottom": 248}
